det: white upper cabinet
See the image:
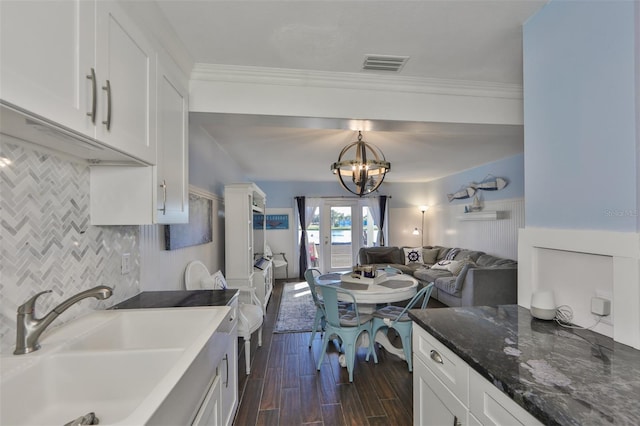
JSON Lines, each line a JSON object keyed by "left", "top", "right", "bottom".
{"left": 0, "top": 0, "right": 156, "bottom": 165}
{"left": 0, "top": 0, "right": 96, "bottom": 136}
{"left": 89, "top": 52, "right": 188, "bottom": 226}
{"left": 155, "top": 52, "right": 189, "bottom": 224}
{"left": 95, "top": 1, "right": 156, "bottom": 164}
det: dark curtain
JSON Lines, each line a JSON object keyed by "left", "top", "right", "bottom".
{"left": 378, "top": 195, "right": 388, "bottom": 246}
{"left": 295, "top": 196, "right": 307, "bottom": 279}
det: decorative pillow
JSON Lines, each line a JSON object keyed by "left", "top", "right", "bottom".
{"left": 210, "top": 271, "right": 228, "bottom": 289}
{"left": 431, "top": 259, "right": 469, "bottom": 276}
{"left": 444, "top": 248, "right": 461, "bottom": 261}
{"left": 403, "top": 247, "right": 424, "bottom": 264}
{"left": 422, "top": 248, "right": 439, "bottom": 264}
{"left": 199, "top": 275, "right": 217, "bottom": 290}
{"left": 431, "top": 260, "right": 453, "bottom": 271}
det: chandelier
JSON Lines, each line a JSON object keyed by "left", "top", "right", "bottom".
{"left": 331, "top": 131, "right": 391, "bottom": 196}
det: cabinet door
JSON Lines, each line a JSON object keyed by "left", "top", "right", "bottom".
{"left": 155, "top": 55, "right": 188, "bottom": 223}
{"left": 0, "top": 0, "right": 95, "bottom": 136}
{"left": 95, "top": 1, "right": 156, "bottom": 164}
{"left": 414, "top": 357, "right": 467, "bottom": 426}
{"left": 192, "top": 372, "right": 222, "bottom": 426}
{"left": 469, "top": 369, "right": 542, "bottom": 426}
{"left": 413, "top": 325, "right": 469, "bottom": 406}
{"left": 221, "top": 325, "right": 238, "bottom": 426}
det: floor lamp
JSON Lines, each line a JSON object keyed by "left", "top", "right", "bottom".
{"left": 419, "top": 205, "right": 429, "bottom": 246}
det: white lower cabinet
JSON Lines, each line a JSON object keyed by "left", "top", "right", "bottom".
{"left": 221, "top": 301, "right": 239, "bottom": 426}
{"left": 192, "top": 372, "right": 222, "bottom": 426}
{"left": 193, "top": 302, "right": 239, "bottom": 426}
{"left": 414, "top": 357, "right": 467, "bottom": 426}
{"left": 253, "top": 261, "right": 273, "bottom": 311}
{"left": 412, "top": 324, "right": 542, "bottom": 426}
{"left": 468, "top": 369, "right": 540, "bottom": 426}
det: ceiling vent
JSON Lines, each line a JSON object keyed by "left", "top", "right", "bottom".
{"left": 362, "top": 54, "right": 409, "bottom": 72}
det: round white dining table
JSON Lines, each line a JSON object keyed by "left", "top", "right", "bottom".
{"left": 315, "top": 272, "right": 419, "bottom": 361}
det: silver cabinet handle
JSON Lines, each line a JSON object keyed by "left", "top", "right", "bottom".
{"left": 223, "top": 354, "right": 229, "bottom": 388}
{"left": 86, "top": 68, "right": 97, "bottom": 124}
{"left": 430, "top": 349, "right": 443, "bottom": 364}
{"left": 102, "top": 80, "right": 112, "bottom": 130}
{"left": 158, "top": 179, "right": 167, "bottom": 214}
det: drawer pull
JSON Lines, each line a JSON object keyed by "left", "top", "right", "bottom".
{"left": 430, "top": 349, "right": 443, "bottom": 364}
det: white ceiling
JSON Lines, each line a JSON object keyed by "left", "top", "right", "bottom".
{"left": 156, "top": 0, "right": 547, "bottom": 183}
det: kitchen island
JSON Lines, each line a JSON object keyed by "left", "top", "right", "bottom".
{"left": 409, "top": 305, "right": 640, "bottom": 425}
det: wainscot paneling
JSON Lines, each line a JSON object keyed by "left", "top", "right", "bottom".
{"left": 391, "top": 198, "right": 524, "bottom": 260}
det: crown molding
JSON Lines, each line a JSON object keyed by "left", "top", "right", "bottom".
{"left": 191, "top": 63, "right": 522, "bottom": 100}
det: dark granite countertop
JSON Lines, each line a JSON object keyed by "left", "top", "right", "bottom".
{"left": 409, "top": 305, "right": 640, "bottom": 426}
{"left": 110, "top": 290, "right": 238, "bottom": 310}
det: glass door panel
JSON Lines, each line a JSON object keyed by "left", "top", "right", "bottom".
{"left": 322, "top": 202, "right": 359, "bottom": 273}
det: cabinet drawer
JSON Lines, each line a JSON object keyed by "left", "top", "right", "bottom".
{"left": 469, "top": 369, "right": 542, "bottom": 426}
{"left": 413, "top": 357, "right": 467, "bottom": 426}
{"left": 413, "top": 325, "right": 468, "bottom": 405}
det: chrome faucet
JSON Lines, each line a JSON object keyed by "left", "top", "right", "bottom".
{"left": 14, "top": 285, "right": 113, "bottom": 355}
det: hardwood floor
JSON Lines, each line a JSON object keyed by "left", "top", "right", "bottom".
{"left": 234, "top": 278, "right": 444, "bottom": 426}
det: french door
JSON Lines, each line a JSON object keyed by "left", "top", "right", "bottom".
{"left": 321, "top": 201, "right": 360, "bottom": 273}
{"left": 303, "top": 199, "right": 380, "bottom": 274}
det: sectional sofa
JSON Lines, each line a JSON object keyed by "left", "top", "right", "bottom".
{"left": 357, "top": 245, "right": 517, "bottom": 307}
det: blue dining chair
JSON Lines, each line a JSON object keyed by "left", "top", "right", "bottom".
{"left": 367, "top": 282, "right": 435, "bottom": 372}
{"left": 316, "top": 284, "right": 377, "bottom": 382}
{"left": 304, "top": 268, "right": 326, "bottom": 348}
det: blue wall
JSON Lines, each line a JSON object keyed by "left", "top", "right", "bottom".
{"left": 258, "top": 153, "right": 524, "bottom": 209}
{"left": 189, "top": 122, "right": 247, "bottom": 196}
{"left": 523, "top": 0, "right": 638, "bottom": 231}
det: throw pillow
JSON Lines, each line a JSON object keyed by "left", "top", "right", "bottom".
{"left": 199, "top": 275, "right": 216, "bottom": 289}
{"left": 444, "top": 248, "right": 461, "bottom": 261}
{"left": 211, "top": 271, "right": 228, "bottom": 289}
{"left": 431, "top": 259, "right": 472, "bottom": 276}
{"left": 431, "top": 260, "right": 453, "bottom": 271}
{"left": 403, "top": 247, "right": 424, "bottom": 264}
{"left": 422, "top": 248, "right": 439, "bottom": 264}
{"left": 446, "top": 260, "right": 466, "bottom": 276}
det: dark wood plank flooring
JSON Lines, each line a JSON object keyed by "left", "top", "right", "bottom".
{"left": 234, "top": 279, "right": 445, "bottom": 426}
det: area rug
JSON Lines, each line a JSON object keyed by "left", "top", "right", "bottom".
{"left": 273, "top": 281, "right": 319, "bottom": 333}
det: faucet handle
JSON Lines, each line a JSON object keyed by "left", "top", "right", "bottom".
{"left": 17, "top": 290, "right": 53, "bottom": 314}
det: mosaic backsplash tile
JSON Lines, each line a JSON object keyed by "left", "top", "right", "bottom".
{"left": 0, "top": 142, "right": 141, "bottom": 354}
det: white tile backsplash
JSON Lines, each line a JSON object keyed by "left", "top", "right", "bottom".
{"left": 0, "top": 141, "right": 140, "bottom": 354}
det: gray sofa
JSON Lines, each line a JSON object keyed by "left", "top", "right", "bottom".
{"left": 357, "top": 245, "right": 517, "bottom": 307}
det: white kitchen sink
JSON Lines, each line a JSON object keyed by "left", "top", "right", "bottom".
{"left": 1, "top": 306, "right": 233, "bottom": 426}
{"left": 1, "top": 349, "right": 182, "bottom": 425}
{"left": 63, "top": 308, "right": 226, "bottom": 351}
